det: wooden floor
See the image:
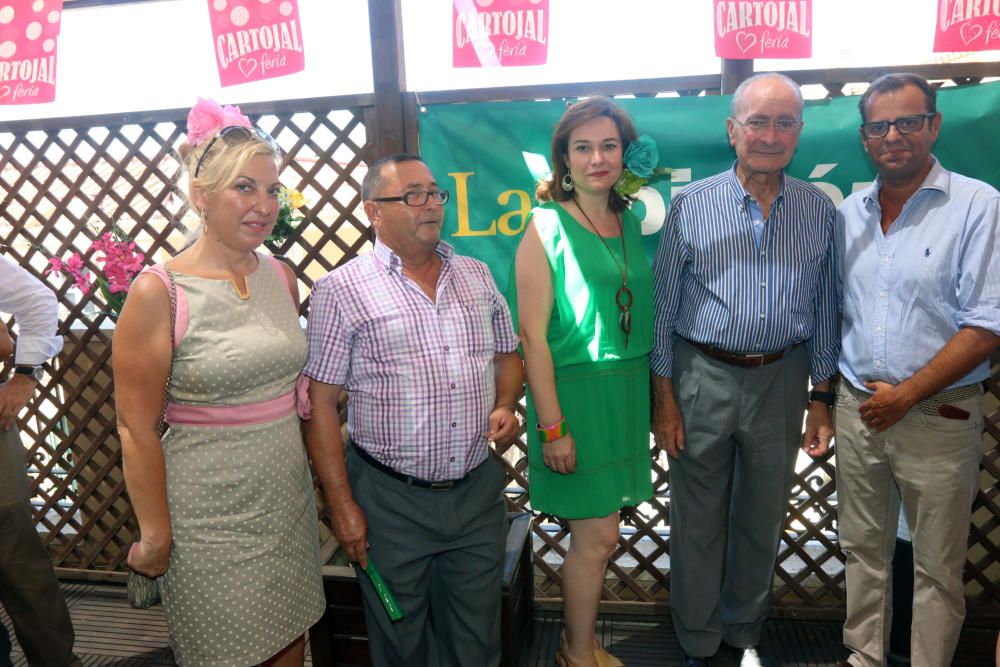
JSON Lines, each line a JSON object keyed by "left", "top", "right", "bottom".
{"left": 3, "top": 582, "right": 996, "bottom": 666}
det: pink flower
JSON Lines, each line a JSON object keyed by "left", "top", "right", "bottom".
{"left": 46, "top": 256, "right": 64, "bottom": 276}
{"left": 49, "top": 252, "right": 93, "bottom": 292}
{"left": 186, "top": 97, "right": 252, "bottom": 147}
{"left": 88, "top": 235, "right": 144, "bottom": 293}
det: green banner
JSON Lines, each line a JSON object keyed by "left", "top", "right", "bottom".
{"left": 418, "top": 80, "right": 1000, "bottom": 293}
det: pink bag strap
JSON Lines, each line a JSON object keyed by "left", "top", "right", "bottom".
{"left": 264, "top": 255, "right": 296, "bottom": 306}
{"left": 141, "top": 265, "right": 189, "bottom": 346}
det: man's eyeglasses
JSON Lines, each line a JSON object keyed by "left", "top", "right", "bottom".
{"left": 860, "top": 113, "right": 936, "bottom": 139}
{"left": 371, "top": 190, "right": 450, "bottom": 207}
{"left": 732, "top": 117, "right": 803, "bottom": 134}
{"left": 194, "top": 126, "right": 281, "bottom": 178}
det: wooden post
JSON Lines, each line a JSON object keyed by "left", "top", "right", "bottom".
{"left": 721, "top": 58, "right": 754, "bottom": 95}
{"left": 367, "top": 0, "right": 407, "bottom": 159}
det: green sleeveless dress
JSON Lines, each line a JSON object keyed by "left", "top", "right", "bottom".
{"left": 508, "top": 201, "right": 653, "bottom": 519}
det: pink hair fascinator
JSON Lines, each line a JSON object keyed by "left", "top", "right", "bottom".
{"left": 186, "top": 97, "right": 252, "bottom": 147}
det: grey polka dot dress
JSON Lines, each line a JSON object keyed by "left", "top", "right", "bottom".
{"left": 159, "top": 257, "right": 325, "bottom": 666}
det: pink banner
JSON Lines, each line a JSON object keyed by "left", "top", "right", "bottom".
{"left": 453, "top": 0, "right": 549, "bottom": 68}
{"left": 714, "top": 0, "right": 812, "bottom": 60}
{"left": 0, "top": 0, "right": 62, "bottom": 105}
{"left": 934, "top": 0, "right": 1000, "bottom": 52}
{"left": 208, "top": 0, "right": 304, "bottom": 87}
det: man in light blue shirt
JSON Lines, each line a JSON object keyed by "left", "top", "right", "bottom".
{"left": 651, "top": 72, "right": 839, "bottom": 667}
{"left": 835, "top": 73, "right": 1000, "bottom": 667}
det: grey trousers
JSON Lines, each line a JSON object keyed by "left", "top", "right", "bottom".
{"left": 668, "top": 339, "right": 809, "bottom": 657}
{"left": 836, "top": 385, "right": 983, "bottom": 667}
{"left": 347, "top": 446, "right": 507, "bottom": 667}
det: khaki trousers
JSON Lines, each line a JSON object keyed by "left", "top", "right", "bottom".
{"left": 0, "top": 427, "right": 79, "bottom": 667}
{"left": 835, "top": 385, "right": 983, "bottom": 667}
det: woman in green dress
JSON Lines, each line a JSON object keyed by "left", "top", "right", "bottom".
{"left": 510, "top": 97, "right": 654, "bottom": 667}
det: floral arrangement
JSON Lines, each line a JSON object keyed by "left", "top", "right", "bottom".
{"left": 186, "top": 97, "right": 251, "bottom": 147}
{"left": 47, "top": 227, "right": 145, "bottom": 318}
{"left": 268, "top": 186, "right": 306, "bottom": 245}
{"left": 614, "top": 134, "right": 671, "bottom": 198}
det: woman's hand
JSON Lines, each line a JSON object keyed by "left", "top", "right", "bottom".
{"left": 127, "top": 535, "right": 172, "bottom": 578}
{"left": 542, "top": 433, "right": 576, "bottom": 474}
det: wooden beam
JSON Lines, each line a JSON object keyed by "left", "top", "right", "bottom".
{"left": 0, "top": 93, "right": 375, "bottom": 134}
{"left": 367, "top": 0, "right": 407, "bottom": 160}
{"left": 721, "top": 58, "right": 754, "bottom": 94}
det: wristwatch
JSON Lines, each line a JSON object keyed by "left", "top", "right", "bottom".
{"left": 808, "top": 389, "right": 836, "bottom": 407}
{"left": 14, "top": 365, "right": 44, "bottom": 382}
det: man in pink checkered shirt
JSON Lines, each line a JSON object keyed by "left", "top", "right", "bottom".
{"left": 302, "top": 154, "right": 524, "bottom": 667}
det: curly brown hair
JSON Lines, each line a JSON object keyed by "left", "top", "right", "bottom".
{"left": 536, "top": 96, "right": 639, "bottom": 213}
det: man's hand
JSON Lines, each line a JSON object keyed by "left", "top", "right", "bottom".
{"left": 0, "top": 374, "right": 36, "bottom": 430}
{"left": 860, "top": 381, "right": 917, "bottom": 432}
{"left": 542, "top": 433, "right": 576, "bottom": 474}
{"left": 802, "top": 402, "right": 834, "bottom": 457}
{"left": 331, "top": 499, "right": 369, "bottom": 568}
{"left": 486, "top": 406, "right": 519, "bottom": 446}
{"left": 126, "top": 535, "right": 172, "bottom": 578}
{"left": 652, "top": 394, "right": 685, "bottom": 459}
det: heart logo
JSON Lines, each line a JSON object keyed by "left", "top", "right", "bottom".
{"left": 237, "top": 57, "right": 258, "bottom": 78}
{"left": 960, "top": 23, "right": 983, "bottom": 45}
{"left": 0, "top": 85, "right": 9, "bottom": 99}
{"left": 736, "top": 31, "right": 757, "bottom": 54}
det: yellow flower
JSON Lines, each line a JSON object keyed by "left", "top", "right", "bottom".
{"left": 287, "top": 188, "right": 306, "bottom": 209}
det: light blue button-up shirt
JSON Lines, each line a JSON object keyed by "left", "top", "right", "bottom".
{"left": 837, "top": 157, "right": 1000, "bottom": 391}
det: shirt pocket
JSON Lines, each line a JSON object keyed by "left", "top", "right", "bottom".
{"left": 451, "top": 277, "right": 496, "bottom": 359}
{"left": 365, "top": 306, "right": 424, "bottom": 366}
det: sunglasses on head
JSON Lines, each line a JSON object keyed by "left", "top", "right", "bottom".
{"left": 194, "top": 126, "right": 281, "bottom": 178}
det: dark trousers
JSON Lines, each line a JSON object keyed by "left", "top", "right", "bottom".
{"left": 347, "top": 447, "right": 506, "bottom": 667}
{"left": 0, "top": 498, "right": 79, "bottom": 666}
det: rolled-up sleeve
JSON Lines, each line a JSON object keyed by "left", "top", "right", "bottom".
{"left": 0, "top": 254, "right": 64, "bottom": 365}
{"left": 956, "top": 193, "right": 1000, "bottom": 335}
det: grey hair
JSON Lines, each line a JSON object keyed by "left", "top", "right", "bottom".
{"left": 361, "top": 153, "right": 424, "bottom": 201}
{"left": 730, "top": 72, "right": 804, "bottom": 118}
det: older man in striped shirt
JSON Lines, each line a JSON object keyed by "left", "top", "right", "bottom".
{"left": 302, "top": 153, "right": 523, "bottom": 667}
{"left": 651, "top": 73, "right": 839, "bottom": 667}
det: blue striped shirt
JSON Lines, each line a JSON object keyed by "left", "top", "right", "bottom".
{"left": 651, "top": 165, "right": 839, "bottom": 383}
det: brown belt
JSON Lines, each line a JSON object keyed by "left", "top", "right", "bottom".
{"left": 684, "top": 338, "right": 798, "bottom": 369}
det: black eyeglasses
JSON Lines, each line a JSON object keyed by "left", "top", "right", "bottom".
{"left": 371, "top": 190, "right": 450, "bottom": 207}
{"left": 860, "top": 113, "right": 935, "bottom": 139}
{"left": 193, "top": 126, "right": 281, "bottom": 178}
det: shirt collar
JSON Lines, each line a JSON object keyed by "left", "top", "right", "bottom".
{"left": 373, "top": 238, "right": 455, "bottom": 274}
{"left": 726, "top": 161, "right": 786, "bottom": 210}
{"left": 862, "top": 155, "right": 948, "bottom": 211}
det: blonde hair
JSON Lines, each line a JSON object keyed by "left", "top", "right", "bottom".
{"left": 177, "top": 134, "right": 281, "bottom": 205}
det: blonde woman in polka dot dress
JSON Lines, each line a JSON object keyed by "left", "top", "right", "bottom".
{"left": 113, "top": 99, "right": 324, "bottom": 666}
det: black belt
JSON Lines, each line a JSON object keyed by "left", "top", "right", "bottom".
{"left": 684, "top": 338, "right": 798, "bottom": 369}
{"left": 353, "top": 444, "right": 468, "bottom": 491}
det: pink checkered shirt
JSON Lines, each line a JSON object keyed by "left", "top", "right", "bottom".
{"left": 304, "top": 239, "right": 518, "bottom": 481}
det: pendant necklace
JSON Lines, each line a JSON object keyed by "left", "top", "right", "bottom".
{"left": 574, "top": 199, "right": 633, "bottom": 348}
